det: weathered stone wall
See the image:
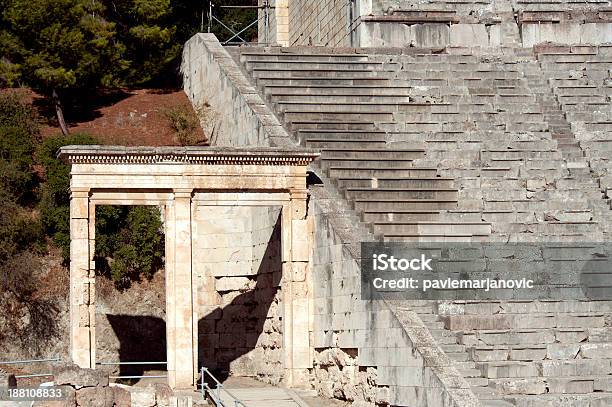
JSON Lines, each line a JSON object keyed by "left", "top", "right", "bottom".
{"left": 194, "top": 206, "right": 283, "bottom": 384}
{"left": 181, "top": 35, "right": 290, "bottom": 148}
{"left": 288, "top": 0, "right": 350, "bottom": 46}
{"left": 308, "top": 186, "right": 477, "bottom": 406}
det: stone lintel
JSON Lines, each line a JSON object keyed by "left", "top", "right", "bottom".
{"left": 58, "top": 145, "right": 319, "bottom": 166}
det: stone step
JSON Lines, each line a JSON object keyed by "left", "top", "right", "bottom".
{"left": 479, "top": 400, "right": 514, "bottom": 407}
{"left": 460, "top": 367, "right": 484, "bottom": 378}
{"left": 273, "top": 94, "right": 414, "bottom": 104}
{"left": 458, "top": 328, "right": 599, "bottom": 346}
{"left": 245, "top": 61, "right": 388, "bottom": 71}
{"left": 328, "top": 167, "right": 439, "bottom": 178}
{"left": 441, "top": 344, "right": 468, "bottom": 353}
{"left": 285, "top": 111, "right": 395, "bottom": 122}
{"left": 335, "top": 177, "right": 455, "bottom": 189}
{"left": 345, "top": 188, "right": 458, "bottom": 201}
{"left": 372, "top": 221, "right": 491, "bottom": 236}
{"left": 477, "top": 361, "right": 540, "bottom": 379}
{"left": 289, "top": 121, "right": 379, "bottom": 131}
{"left": 252, "top": 69, "right": 382, "bottom": 79}
{"left": 444, "top": 313, "right": 606, "bottom": 331}
{"left": 299, "top": 129, "right": 389, "bottom": 139}
{"left": 353, "top": 198, "right": 459, "bottom": 212}
{"left": 239, "top": 51, "right": 369, "bottom": 62}
{"left": 362, "top": 210, "right": 480, "bottom": 223}
{"left": 321, "top": 148, "right": 424, "bottom": 159}
{"left": 503, "top": 393, "right": 612, "bottom": 407}
{"left": 453, "top": 361, "right": 477, "bottom": 370}
{"left": 467, "top": 376, "right": 490, "bottom": 387}
{"left": 305, "top": 139, "right": 387, "bottom": 149}
{"left": 256, "top": 77, "right": 390, "bottom": 87}
{"left": 263, "top": 84, "right": 414, "bottom": 96}
{"left": 447, "top": 352, "right": 470, "bottom": 362}
{"left": 320, "top": 158, "right": 417, "bottom": 169}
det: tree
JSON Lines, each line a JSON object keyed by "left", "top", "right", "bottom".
{"left": 0, "top": 92, "right": 39, "bottom": 203}
{"left": 0, "top": 0, "right": 128, "bottom": 134}
{"left": 95, "top": 205, "right": 164, "bottom": 289}
{"left": 103, "top": 0, "right": 181, "bottom": 85}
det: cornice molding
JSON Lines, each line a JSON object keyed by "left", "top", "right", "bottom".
{"left": 58, "top": 146, "right": 319, "bottom": 166}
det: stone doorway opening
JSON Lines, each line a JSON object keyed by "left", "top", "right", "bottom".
{"left": 93, "top": 204, "right": 167, "bottom": 384}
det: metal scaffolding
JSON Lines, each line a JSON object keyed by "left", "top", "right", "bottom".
{"left": 206, "top": 1, "right": 275, "bottom": 45}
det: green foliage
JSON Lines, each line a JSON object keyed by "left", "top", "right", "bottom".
{"left": 95, "top": 205, "right": 164, "bottom": 289}
{"left": 0, "top": 93, "right": 39, "bottom": 202}
{"left": 0, "top": 94, "right": 44, "bottom": 264}
{"left": 103, "top": 0, "right": 180, "bottom": 85}
{"left": 1, "top": 0, "right": 128, "bottom": 93}
{"left": 1, "top": 0, "right": 259, "bottom": 91}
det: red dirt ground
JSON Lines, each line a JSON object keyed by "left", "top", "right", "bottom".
{"left": 7, "top": 87, "right": 206, "bottom": 146}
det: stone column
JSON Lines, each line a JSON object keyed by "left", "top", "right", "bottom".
{"left": 165, "top": 189, "right": 196, "bottom": 390}
{"left": 281, "top": 189, "right": 312, "bottom": 387}
{"left": 69, "top": 188, "right": 95, "bottom": 369}
{"left": 275, "top": 0, "right": 289, "bottom": 46}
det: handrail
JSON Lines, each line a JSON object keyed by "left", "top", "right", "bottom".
{"left": 200, "top": 367, "right": 247, "bottom": 407}
{"left": 0, "top": 357, "right": 61, "bottom": 365}
{"left": 0, "top": 357, "right": 61, "bottom": 380}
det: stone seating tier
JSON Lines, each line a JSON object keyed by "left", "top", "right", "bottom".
{"left": 234, "top": 46, "right": 612, "bottom": 405}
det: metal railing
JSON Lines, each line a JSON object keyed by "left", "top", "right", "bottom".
{"left": 96, "top": 361, "right": 168, "bottom": 380}
{"left": 0, "top": 357, "right": 61, "bottom": 379}
{"left": 199, "top": 367, "right": 246, "bottom": 407}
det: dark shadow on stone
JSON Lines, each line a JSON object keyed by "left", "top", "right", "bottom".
{"left": 106, "top": 213, "right": 282, "bottom": 385}
{"left": 198, "top": 213, "right": 282, "bottom": 383}
{"left": 106, "top": 314, "right": 167, "bottom": 381}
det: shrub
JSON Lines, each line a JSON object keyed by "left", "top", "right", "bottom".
{"left": 164, "top": 104, "right": 201, "bottom": 145}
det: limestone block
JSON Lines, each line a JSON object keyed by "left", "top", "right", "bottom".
{"left": 75, "top": 387, "right": 114, "bottom": 407}
{"left": 547, "top": 344, "right": 580, "bottom": 360}
{"left": 215, "top": 276, "right": 254, "bottom": 291}
{"left": 580, "top": 343, "right": 612, "bottom": 359}
{"left": 109, "top": 385, "right": 131, "bottom": 407}
{"left": 491, "top": 378, "right": 547, "bottom": 395}
{"left": 481, "top": 362, "right": 539, "bottom": 379}
{"left": 450, "top": 24, "right": 490, "bottom": 47}
{"left": 594, "top": 377, "right": 612, "bottom": 392}
{"left": 70, "top": 197, "right": 89, "bottom": 219}
{"left": 581, "top": 23, "right": 612, "bottom": 44}
{"left": 510, "top": 347, "right": 547, "bottom": 361}
{"left": 291, "top": 219, "right": 309, "bottom": 261}
{"left": 291, "top": 262, "right": 308, "bottom": 282}
{"left": 130, "top": 387, "right": 156, "bottom": 407}
{"left": 54, "top": 364, "right": 109, "bottom": 389}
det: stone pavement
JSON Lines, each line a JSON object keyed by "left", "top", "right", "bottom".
{"left": 217, "top": 377, "right": 347, "bottom": 407}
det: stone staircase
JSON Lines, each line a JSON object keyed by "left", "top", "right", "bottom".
{"left": 237, "top": 48, "right": 493, "bottom": 242}
{"left": 230, "top": 45, "right": 612, "bottom": 406}
{"left": 535, "top": 45, "right": 612, "bottom": 202}
{"left": 400, "top": 299, "right": 612, "bottom": 407}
